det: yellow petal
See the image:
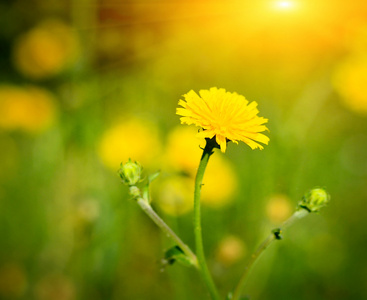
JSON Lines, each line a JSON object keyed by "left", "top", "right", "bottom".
{"left": 216, "top": 135, "right": 227, "bottom": 153}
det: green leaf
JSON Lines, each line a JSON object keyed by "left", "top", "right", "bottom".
{"left": 148, "top": 170, "right": 161, "bottom": 184}
{"left": 164, "top": 245, "right": 195, "bottom": 267}
{"left": 142, "top": 170, "right": 160, "bottom": 203}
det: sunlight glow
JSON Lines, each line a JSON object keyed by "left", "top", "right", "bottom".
{"left": 275, "top": 1, "right": 295, "bottom": 10}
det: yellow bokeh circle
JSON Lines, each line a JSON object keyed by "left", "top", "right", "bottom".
{"left": 12, "top": 19, "right": 79, "bottom": 79}
{"left": 98, "top": 118, "right": 162, "bottom": 170}
{"left": 0, "top": 85, "right": 57, "bottom": 133}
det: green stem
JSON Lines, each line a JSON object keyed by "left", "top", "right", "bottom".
{"left": 136, "top": 197, "right": 198, "bottom": 268}
{"left": 282, "top": 209, "right": 308, "bottom": 228}
{"left": 194, "top": 140, "right": 221, "bottom": 300}
{"left": 231, "top": 208, "right": 309, "bottom": 300}
{"left": 231, "top": 233, "right": 275, "bottom": 300}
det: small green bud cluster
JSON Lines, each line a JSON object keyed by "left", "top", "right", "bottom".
{"left": 298, "top": 188, "right": 330, "bottom": 213}
{"left": 129, "top": 185, "right": 141, "bottom": 198}
{"left": 119, "top": 159, "right": 142, "bottom": 186}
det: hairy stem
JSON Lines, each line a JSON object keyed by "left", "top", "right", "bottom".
{"left": 231, "top": 233, "right": 275, "bottom": 300}
{"left": 136, "top": 197, "right": 198, "bottom": 268}
{"left": 232, "top": 209, "right": 309, "bottom": 300}
{"left": 194, "top": 140, "right": 221, "bottom": 300}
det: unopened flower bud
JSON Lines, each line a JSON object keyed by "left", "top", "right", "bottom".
{"left": 119, "top": 159, "right": 142, "bottom": 186}
{"left": 298, "top": 188, "right": 330, "bottom": 213}
{"left": 129, "top": 186, "right": 141, "bottom": 198}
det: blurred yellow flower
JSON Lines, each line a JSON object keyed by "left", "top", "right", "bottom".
{"left": 156, "top": 155, "right": 238, "bottom": 214}
{"left": 156, "top": 175, "right": 194, "bottom": 216}
{"left": 98, "top": 118, "right": 162, "bottom": 170}
{"left": 12, "top": 19, "right": 79, "bottom": 79}
{"left": 165, "top": 125, "right": 238, "bottom": 208}
{"left": 265, "top": 194, "right": 292, "bottom": 224}
{"left": 0, "top": 85, "right": 57, "bottom": 133}
{"left": 201, "top": 154, "right": 238, "bottom": 208}
{"left": 165, "top": 126, "right": 204, "bottom": 175}
{"left": 177, "top": 87, "right": 269, "bottom": 152}
{"left": 332, "top": 56, "right": 367, "bottom": 114}
{"left": 344, "top": 24, "right": 367, "bottom": 57}
{"left": 215, "top": 235, "right": 246, "bottom": 267}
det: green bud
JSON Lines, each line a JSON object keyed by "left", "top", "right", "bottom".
{"left": 298, "top": 188, "right": 330, "bottom": 213}
{"left": 119, "top": 159, "right": 142, "bottom": 186}
{"left": 129, "top": 186, "right": 141, "bottom": 198}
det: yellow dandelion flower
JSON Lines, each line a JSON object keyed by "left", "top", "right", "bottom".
{"left": 176, "top": 87, "right": 269, "bottom": 152}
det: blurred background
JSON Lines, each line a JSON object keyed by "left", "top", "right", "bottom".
{"left": 1, "top": 0, "right": 367, "bottom": 299}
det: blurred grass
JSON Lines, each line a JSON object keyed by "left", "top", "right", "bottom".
{"left": 1, "top": 0, "right": 367, "bottom": 299}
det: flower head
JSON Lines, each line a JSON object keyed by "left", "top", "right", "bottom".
{"left": 298, "top": 188, "right": 330, "bottom": 213}
{"left": 119, "top": 159, "right": 143, "bottom": 186}
{"left": 176, "top": 87, "right": 269, "bottom": 152}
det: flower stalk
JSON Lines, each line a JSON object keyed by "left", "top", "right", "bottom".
{"left": 119, "top": 160, "right": 198, "bottom": 268}
{"left": 194, "top": 139, "right": 221, "bottom": 300}
{"left": 232, "top": 185, "right": 329, "bottom": 300}
{"left": 231, "top": 232, "right": 276, "bottom": 300}
{"left": 231, "top": 208, "right": 310, "bottom": 300}
{"left": 136, "top": 197, "right": 199, "bottom": 268}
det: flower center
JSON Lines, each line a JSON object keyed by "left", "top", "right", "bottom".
{"left": 216, "top": 125, "right": 228, "bottom": 135}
